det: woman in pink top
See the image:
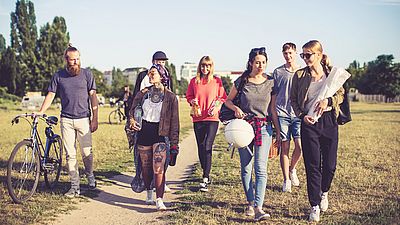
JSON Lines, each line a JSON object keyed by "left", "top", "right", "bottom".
{"left": 186, "top": 56, "right": 227, "bottom": 192}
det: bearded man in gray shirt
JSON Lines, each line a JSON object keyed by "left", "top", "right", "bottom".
{"left": 272, "top": 43, "right": 302, "bottom": 193}
{"left": 38, "top": 44, "right": 98, "bottom": 197}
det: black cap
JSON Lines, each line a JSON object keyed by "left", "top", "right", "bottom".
{"left": 152, "top": 51, "right": 168, "bottom": 61}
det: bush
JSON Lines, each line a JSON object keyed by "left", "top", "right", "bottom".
{"left": 0, "top": 87, "right": 21, "bottom": 102}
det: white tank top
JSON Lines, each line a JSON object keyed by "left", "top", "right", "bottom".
{"left": 142, "top": 98, "right": 163, "bottom": 122}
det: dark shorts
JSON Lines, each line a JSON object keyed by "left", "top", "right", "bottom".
{"left": 137, "top": 120, "right": 165, "bottom": 146}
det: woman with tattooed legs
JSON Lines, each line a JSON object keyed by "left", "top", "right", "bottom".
{"left": 128, "top": 64, "right": 179, "bottom": 211}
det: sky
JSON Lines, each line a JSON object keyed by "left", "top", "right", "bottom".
{"left": 0, "top": 0, "right": 399, "bottom": 78}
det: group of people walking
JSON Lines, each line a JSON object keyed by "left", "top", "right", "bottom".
{"left": 38, "top": 39, "right": 344, "bottom": 222}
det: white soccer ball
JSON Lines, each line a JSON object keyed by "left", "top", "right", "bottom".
{"left": 224, "top": 119, "right": 255, "bottom": 148}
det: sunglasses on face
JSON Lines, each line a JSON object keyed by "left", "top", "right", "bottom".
{"left": 300, "top": 52, "right": 316, "bottom": 60}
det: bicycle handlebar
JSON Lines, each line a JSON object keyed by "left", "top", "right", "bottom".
{"left": 11, "top": 113, "right": 58, "bottom": 126}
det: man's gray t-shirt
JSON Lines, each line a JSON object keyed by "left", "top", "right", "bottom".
{"left": 48, "top": 68, "right": 96, "bottom": 119}
{"left": 272, "top": 65, "right": 297, "bottom": 118}
{"left": 234, "top": 75, "right": 276, "bottom": 118}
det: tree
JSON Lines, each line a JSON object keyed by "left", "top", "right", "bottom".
{"left": 177, "top": 78, "right": 189, "bottom": 96}
{"left": 0, "top": 47, "right": 18, "bottom": 94}
{"left": 166, "top": 62, "right": 178, "bottom": 94}
{"left": 221, "top": 76, "right": 233, "bottom": 94}
{"left": 110, "top": 67, "right": 128, "bottom": 97}
{"left": 346, "top": 60, "right": 364, "bottom": 90}
{"left": 357, "top": 54, "right": 400, "bottom": 101}
{"left": 90, "top": 67, "right": 110, "bottom": 96}
{"left": 37, "top": 16, "right": 70, "bottom": 92}
{"left": 10, "top": 0, "right": 40, "bottom": 95}
{"left": 0, "top": 34, "right": 5, "bottom": 53}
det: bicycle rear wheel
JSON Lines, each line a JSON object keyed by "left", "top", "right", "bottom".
{"left": 44, "top": 137, "right": 63, "bottom": 189}
{"left": 7, "top": 140, "right": 40, "bottom": 203}
{"left": 109, "top": 110, "right": 123, "bottom": 124}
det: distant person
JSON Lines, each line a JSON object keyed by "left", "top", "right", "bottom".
{"left": 116, "top": 85, "right": 133, "bottom": 118}
{"left": 38, "top": 44, "right": 98, "bottom": 197}
{"left": 224, "top": 47, "right": 281, "bottom": 221}
{"left": 272, "top": 42, "right": 302, "bottom": 193}
{"left": 128, "top": 64, "right": 179, "bottom": 211}
{"left": 186, "top": 56, "right": 227, "bottom": 192}
{"left": 290, "top": 40, "right": 344, "bottom": 222}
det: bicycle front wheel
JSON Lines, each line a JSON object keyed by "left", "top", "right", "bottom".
{"left": 44, "top": 137, "right": 63, "bottom": 189}
{"left": 7, "top": 140, "right": 40, "bottom": 203}
{"left": 109, "top": 110, "right": 123, "bottom": 124}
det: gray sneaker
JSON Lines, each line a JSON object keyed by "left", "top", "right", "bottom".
{"left": 320, "top": 192, "right": 329, "bottom": 212}
{"left": 87, "top": 175, "right": 97, "bottom": 190}
{"left": 65, "top": 187, "right": 80, "bottom": 198}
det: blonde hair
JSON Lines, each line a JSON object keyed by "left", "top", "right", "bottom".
{"left": 196, "top": 56, "right": 214, "bottom": 84}
{"left": 302, "top": 40, "right": 332, "bottom": 72}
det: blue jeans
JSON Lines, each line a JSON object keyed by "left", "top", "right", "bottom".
{"left": 238, "top": 124, "right": 273, "bottom": 207}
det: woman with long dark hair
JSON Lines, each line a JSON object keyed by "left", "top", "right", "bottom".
{"left": 290, "top": 40, "right": 344, "bottom": 222}
{"left": 224, "top": 47, "right": 281, "bottom": 221}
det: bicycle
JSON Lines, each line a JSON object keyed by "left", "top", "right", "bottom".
{"left": 7, "top": 113, "right": 63, "bottom": 203}
{"left": 108, "top": 101, "right": 126, "bottom": 124}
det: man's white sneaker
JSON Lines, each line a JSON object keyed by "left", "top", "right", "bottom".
{"left": 320, "top": 192, "right": 329, "bottom": 212}
{"left": 64, "top": 187, "right": 80, "bottom": 198}
{"left": 289, "top": 169, "right": 300, "bottom": 186}
{"left": 282, "top": 179, "right": 292, "bottom": 192}
{"left": 309, "top": 205, "right": 320, "bottom": 222}
{"left": 156, "top": 198, "right": 167, "bottom": 211}
{"left": 145, "top": 190, "right": 154, "bottom": 205}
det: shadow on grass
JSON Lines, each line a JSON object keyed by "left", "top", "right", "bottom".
{"left": 352, "top": 109, "right": 400, "bottom": 114}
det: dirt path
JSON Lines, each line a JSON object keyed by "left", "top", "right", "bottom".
{"left": 52, "top": 132, "right": 198, "bottom": 225}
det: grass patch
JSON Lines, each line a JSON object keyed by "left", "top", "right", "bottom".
{"left": 0, "top": 100, "right": 192, "bottom": 224}
{"left": 165, "top": 102, "right": 400, "bottom": 224}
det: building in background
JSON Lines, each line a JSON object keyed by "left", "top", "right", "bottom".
{"left": 180, "top": 62, "right": 197, "bottom": 81}
{"left": 215, "top": 71, "right": 243, "bottom": 81}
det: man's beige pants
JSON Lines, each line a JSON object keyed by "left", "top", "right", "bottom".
{"left": 60, "top": 117, "right": 93, "bottom": 188}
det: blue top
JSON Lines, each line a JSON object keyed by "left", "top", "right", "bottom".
{"left": 48, "top": 68, "right": 96, "bottom": 119}
{"left": 272, "top": 65, "right": 297, "bottom": 118}
{"left": 234, "top": 74, "right": 276, "bottom": 118}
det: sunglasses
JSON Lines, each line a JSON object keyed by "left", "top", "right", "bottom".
{"left": 300, "top": 52, "right": 316, "bottom": 60}
{"left": 251, "top": 47, "right": 266, "bottom": 54}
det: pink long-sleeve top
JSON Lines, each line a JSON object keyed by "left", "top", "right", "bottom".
{"left": 186, "top": 76, "right": 227, "bottom": 122}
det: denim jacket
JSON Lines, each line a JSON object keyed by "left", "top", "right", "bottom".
{"left": 290, "top": 67, "right": 344, "bottom": 120}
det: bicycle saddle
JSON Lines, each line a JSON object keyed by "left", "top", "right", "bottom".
{"left": 47, "top": 116, "right": 58, "bottom": 125}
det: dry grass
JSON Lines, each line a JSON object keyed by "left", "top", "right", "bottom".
{"left": 0, "top": 100, "right": 192, "bottom": 225}
{"left": 166, "top": 102, "right": 400, "bottom": 224}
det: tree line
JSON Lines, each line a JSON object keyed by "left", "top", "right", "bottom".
{"left": 0, "top": 1, "right": 399, "bottom": 101}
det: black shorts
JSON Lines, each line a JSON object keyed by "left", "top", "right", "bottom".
{"left": 137, "top": 120, "right": 165, "bottom": 146}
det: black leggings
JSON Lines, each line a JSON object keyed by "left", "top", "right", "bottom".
{"left": 193, "top": 121, "right": 219, "bottom": 179}
{"left": 301, "top": 111, "right": 338, "bottom": 207}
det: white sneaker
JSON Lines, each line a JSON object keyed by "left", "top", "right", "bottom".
{"left": 164, "top": 184, "right": 171, "bottom": 193}
{"left": 282, "top": 179, "right": 292, "bottom": 192}
{"left": 145, "top": 190, "right": 154, "bottom": 205}
{"left": 320, "top": 192, "right": 329, "bottom": 212}
{"left": 64, "top": 187, "right": 80, "bottom": 198}
{"left": 309, "top": 205, "right": 320, "bottom": 222}
{"left": 156, "top": 198, "right": 167, "bottom": 211}
{"left": 254, "top": 208, "right": 270, "bottom": 221}
{"left": 289, "top": 169, "right": 300, "bottom": 186}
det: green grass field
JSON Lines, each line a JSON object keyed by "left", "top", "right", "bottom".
{"left": 166, "top": 102, "right": 400, "bottom": 225}
{"left": 0, "top": 100, "right": 192, "bottom": 225}
{"left": 0, "top": 102, "right": 399, "bottom": 224}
